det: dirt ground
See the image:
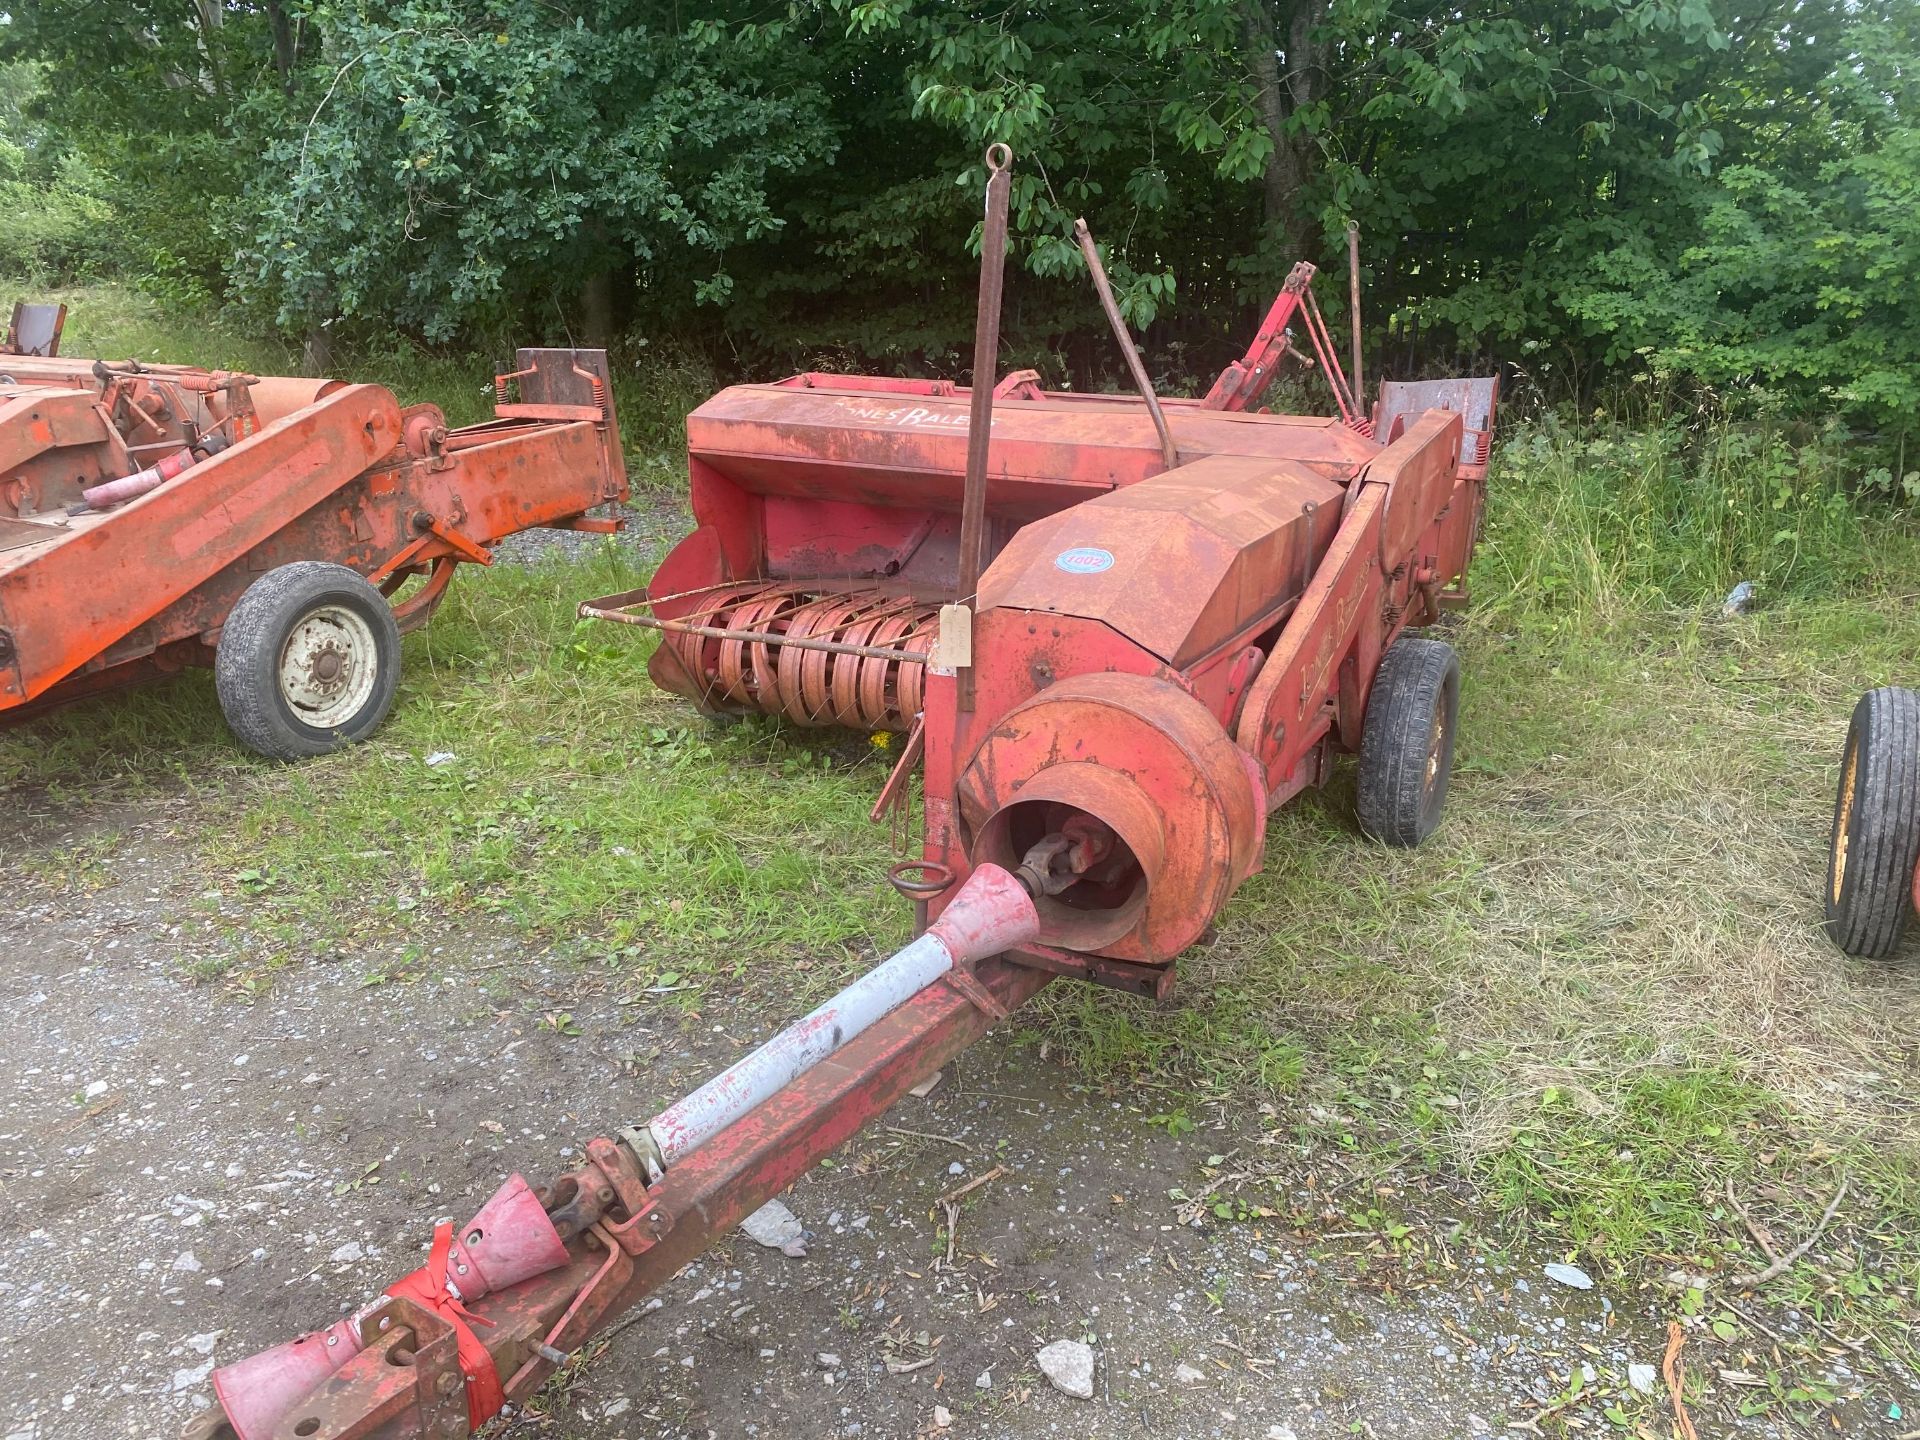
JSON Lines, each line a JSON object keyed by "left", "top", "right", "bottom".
{"left": 2, "top": 787, "right": 1913, "bottom": 1440}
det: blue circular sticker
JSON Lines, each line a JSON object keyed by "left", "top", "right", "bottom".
{"left": 1054, "top": 546, "right": 1115, "bottom": 575}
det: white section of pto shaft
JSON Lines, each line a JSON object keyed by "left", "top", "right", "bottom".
{"left": 642, "top": 862, "right": 1039, "bottom": 1170}
{"left": 645, "top": 929, "right": 958, "bottom": 1168}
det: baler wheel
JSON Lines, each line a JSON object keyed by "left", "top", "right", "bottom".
{"left": 215, "top": 562, "right": 403, "bottom": 761}
{"left": 1825, "top": 687, "right": 1920, "bottom": 958}
{"left": 1356, "top": 635, "right": 1460, "bottom": 847}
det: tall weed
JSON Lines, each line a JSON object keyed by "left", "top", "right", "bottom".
{"left": 1475, "top": 412, "right": 1876, "bottom": 620}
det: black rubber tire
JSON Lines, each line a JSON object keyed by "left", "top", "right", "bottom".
{"left": 1824, "top": 687, "right": 1920, "bottom": 958}
{"left": 214, "top": 561, "right": 402, "bottom": 761}
{"left": 1355, "top": 635, "right": 1461, "bottom": 847}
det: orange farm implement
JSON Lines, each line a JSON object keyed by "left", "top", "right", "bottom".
{"left": 0, "top": 346, "right": 626, "bottom": 758}
{"left": 193, "top": 149, "right": 1499, "bottom": 1439}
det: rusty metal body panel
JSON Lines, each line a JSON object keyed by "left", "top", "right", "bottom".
{"left": 691, "top": 381, "right": 1377, "bottom": 502}
{"left": 977, "top": 453, "right": 1345, "bottom": 667}
{"left": 0, "top": 347, "right": 626, "bottom": 723}
{"left": 1376, "top": 375, "right": 1497, "bottom": 464}
{"left": 672, "top": 385, "right": 1378, "bottom": 605}
{"left": 956, "top": 671, "right": 1267, "bottom": 961}
{"left": 0, "top": 383, "right": 401, "bottom": 704}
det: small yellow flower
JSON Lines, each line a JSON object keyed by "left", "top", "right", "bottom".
{"left": 870, "top": 731, "right": 891, "bottom": 750}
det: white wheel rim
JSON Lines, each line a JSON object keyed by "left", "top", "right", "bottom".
{"left": 277, "top": 603, "right": 379, "bottom": 729}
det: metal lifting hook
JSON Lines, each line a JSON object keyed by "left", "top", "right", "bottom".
{"left": 1346, "top": 219, "right": 1366, "bottom": 413}
{"left": 957, "top": 141, "right": 1014, "bottom": 712}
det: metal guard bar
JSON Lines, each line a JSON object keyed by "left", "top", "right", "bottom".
{"left": 580, "top": 594, "right": 930, "bottom": 665}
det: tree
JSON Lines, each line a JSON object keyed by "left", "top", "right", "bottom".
{"left": 0, "top": 1, "right": 290, "bottom": 295}
{"left": 229, "top": 2, "right": 838, "bottom": 356}
{"left": 1564, "top": 11, "right": 1920, "bottom": 429}
{"left": 1, "top": 0, "right": 1913, "bottom": 428}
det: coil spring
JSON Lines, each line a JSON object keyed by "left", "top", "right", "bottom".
{"left": 664, "top": 584, "right": 939, "bottom": 732}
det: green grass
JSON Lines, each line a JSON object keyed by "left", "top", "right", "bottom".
{"left": 1473, "top": 409, "right": 1912, "bottom": 619}
{"left": 4, "top": 545, "right": 902, "bottom": 994}
{"left": 5, "top": 284, "right": 1920, "bottom": 1381}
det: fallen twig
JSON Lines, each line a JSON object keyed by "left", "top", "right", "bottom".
{"left": 884, "top": 1124, "right": 969, "bottom": 1148}
{"left": 1724, "top": 1176, "right": 1780, "bottom": 1260}
{"left": 934, "top": 1165, "right": 1006, "bottom": 1269}
{"left": 1662, "top": 1320, "right": 1699, "bottom": 1440}
{"left": 1720, "top": 1298, "right": 1790, "bottom": 1347}
{"left": 1726, "top": 1174, "right": 1848, "bottom": 1291}
{"left": 60, "top": 1095, "right": 121, "bottom": 1133}
{"left": 1173, "top": 1159, "right": 1250, "bottom": 1226}
{"left": 938, "top": 1164, "right": 1006, "bottom": 1206}
{"left": 1504, "top": 1390, "right": 1585, "bottom": 1434}
{"left": 1800, "top": 1307, "right": 1870, "bottom": 1356}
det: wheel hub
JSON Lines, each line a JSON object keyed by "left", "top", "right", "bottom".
{"left": 1424, "top": 702, "right": 1446, "bottom": 794}
{"left": 1832, "top": 739, "right": 1857, "bottom": 904}
{"left": 278, "top": 604, "right": 380, "bottom": 729}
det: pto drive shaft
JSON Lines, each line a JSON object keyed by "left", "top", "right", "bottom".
{"left": 634, "top": 863, "right": 1038, "bottom": 1172}
{"left": 200, "top": 862, "right": 1041, "bottom": 1440}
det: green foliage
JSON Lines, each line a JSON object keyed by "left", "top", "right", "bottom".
{"left": 1572, "top": 142, "right": 1920, "bottom": 431}
{"left": 1560, "top": 13, "right": 1920, "bottom": 429}
{"left": 233, "top": 1, "right": 837, "bottom": 344}
{"left": 0, "top": 153, "right": 118, "bottom": 282}
{"left": 1, "top": 1, "right": 1917, "bottom": 429}
{"left": 1483, "top": 1065, "right": 1769, "bottom": 1258}
{"left": 0, "top": 3, "right": 259, "bottom": 299}
{"left": 841, "top": 0, "right": 1205, "bottom": 324}
{"left": 0, "top": 63, "right": 121, "bottom": 281}
{"left": 815, "top": 0, "right": 1920, "bottom": 425}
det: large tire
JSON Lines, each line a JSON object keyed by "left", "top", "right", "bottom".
{"left": 1356, "top": 635, "right": 1461, "bottom": 847}
{"left": 215, "top": 562, "right": 402, "bottom": 761}
{"left": 1825, "top": 687, "right": 1920, "bottom": 958}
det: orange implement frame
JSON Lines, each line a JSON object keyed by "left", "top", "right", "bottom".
{"left": 0, "top": 348, "right": 626, "bottom": 721}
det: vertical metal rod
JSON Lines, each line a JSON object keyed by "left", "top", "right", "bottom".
{"left": 1073, "top": 218, "right": 1179, "bottom": 471}
{"left": 1299, "top": 286, "right": 1358, "bottom": 428}
{"left": 1346, "top": 220, "right": 1366, "bottom": 423}
{"left": 956, "top": 144, "right": 1013, "bottom": 613}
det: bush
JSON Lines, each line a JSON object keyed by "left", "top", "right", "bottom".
{"left": 0, "top": 150, "right": 122, "bottom": 282}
